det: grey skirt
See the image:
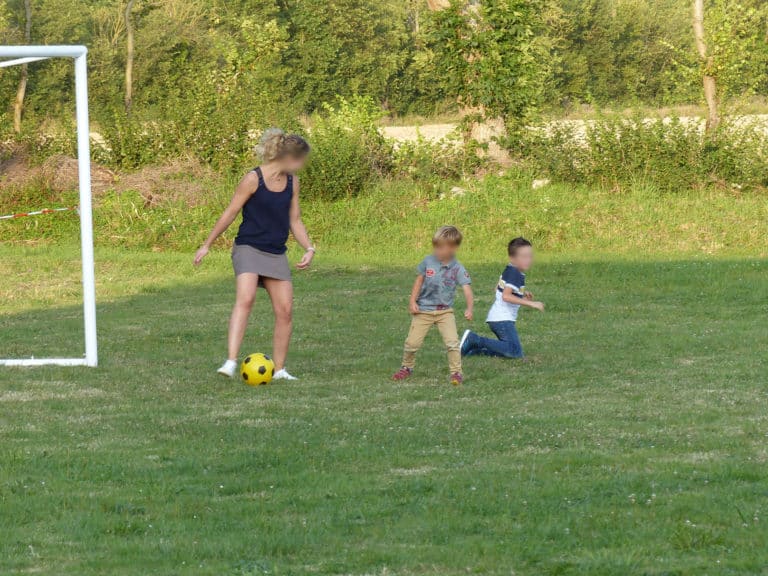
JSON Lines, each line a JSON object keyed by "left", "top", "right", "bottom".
{"left": 232, "top": 244, "right": 292, "bottom": 283}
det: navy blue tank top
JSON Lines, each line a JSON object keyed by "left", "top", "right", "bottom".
{"left": 235, "top": 167, "right": 293, "bottom": 254}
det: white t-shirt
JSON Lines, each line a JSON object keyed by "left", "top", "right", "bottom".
{"left": 486, "top": 265, "right": 526, "bottom": 323}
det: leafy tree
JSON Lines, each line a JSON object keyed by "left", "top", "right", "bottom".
{"left": 550, "top": 0, "right": 693, "bottom": 106}
{"left": 1, "top": 0, "right": 767, "bottom": 169}
{"left": 277, "top": 0, "right": 410, "bottom": 111}
{"left": 428, "top": 0, "right": 552, "bottom": 135}
{"left": 704, "top": 0, "right": 768, "bottom": 101}
{"left": 664, "top": 0, "right": 768, "bottom": 124}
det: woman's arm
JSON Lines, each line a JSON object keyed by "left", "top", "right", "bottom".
{"left": 501, "top": 286, "right": 544, "bottom": 311}
{"left": 193, "top": 172, "right": 258, "bottom": 266}
{"left": 290, "top": 177, "right": 315, "bottom": 269}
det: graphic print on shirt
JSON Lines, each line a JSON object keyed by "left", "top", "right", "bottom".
{"left": 442, "top": 266, "right": 459, "bottom": 289}
{"left": 497, "top": 267, "right": 525, "bottom": 297}
{"left": 415, "top": 255, "right": 471, "bottom": 311}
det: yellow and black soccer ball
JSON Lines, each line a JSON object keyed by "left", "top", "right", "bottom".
{"left": 241, "top": 353, "right": 275, "bottom": 386}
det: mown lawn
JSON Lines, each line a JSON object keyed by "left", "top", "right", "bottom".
{"left": 1, "top": 247, "right": 767, "bottom": 575}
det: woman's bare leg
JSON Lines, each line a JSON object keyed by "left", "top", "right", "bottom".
{"left": 227, "top": 273, "right": 259, "bottom": 361}
{"left": 262, "top": 278, "right": 293, "bottom": 371}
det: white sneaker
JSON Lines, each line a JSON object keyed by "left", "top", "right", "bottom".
{"left": 459, "top": 329, "right": 471, "bottom": 352}
{"left": 273, "top": 368, "right": 298, "bottom": 381}
{"left": 217, "top": 359, "right": 238, "bottom": 378}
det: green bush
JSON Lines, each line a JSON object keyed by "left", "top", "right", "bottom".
{"left": 391, "top": 131, "right": 486, "bottom": 191}
{"left": 302, "top": 96, "right": 393, "bottom": 200}
{"left": 97, "top": 94, "right": 300, "bottom": 172}
{"left": 702, "top": 120, "right": 768, "bottom": 189}
{"left": 523, "top": 113, "right": 768, "bottom": 192}
{"left": 99, "top": 114, "right": 179, "bottom": 170}
{"left": 584, "top": 115, "right": 703, "bottom": 190}
{"left": 14, "top": 120, "right": 77, "bottom": 165}
{"left": 521, "top": 121, "right": 586, "bottom": 184}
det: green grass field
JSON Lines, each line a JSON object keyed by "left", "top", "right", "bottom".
{"left": 2, "top": 245, "right": 767, "bottom": 575}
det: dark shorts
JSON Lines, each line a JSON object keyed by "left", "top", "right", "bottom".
{"left": 231, "top": 244, "right": 291, "bottom": 285}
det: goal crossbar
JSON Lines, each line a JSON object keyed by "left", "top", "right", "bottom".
{"left": 0, "top": 45, "right": 97, "bottom": 368}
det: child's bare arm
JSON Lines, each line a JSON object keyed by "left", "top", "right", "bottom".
{"left": 409, "top": 275, "right": 424, "bottom": 314}
{"left": 462, "top": 284, "right": 474, "bottom": 321}
{"left": 502, "top": 286, "right": 544, "bottom": 311}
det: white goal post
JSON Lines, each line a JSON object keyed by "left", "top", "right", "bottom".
{"left": 0, "top": 45, "right": 97, "bottom": 367}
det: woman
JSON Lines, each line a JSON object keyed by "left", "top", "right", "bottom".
{"left": 194, "top": 129, "right": 315, "bottom": 380}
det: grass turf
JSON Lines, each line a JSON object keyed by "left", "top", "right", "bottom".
{"left": 1, "top": 247, "right": 767, "bottom": 575}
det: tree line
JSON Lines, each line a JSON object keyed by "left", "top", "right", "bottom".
{"left": 1, "top": 1, "right": 766, "bottom": 154}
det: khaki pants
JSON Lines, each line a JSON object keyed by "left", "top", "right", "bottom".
{"left": 401, "top": 309, "right": 462, "bottom": 374}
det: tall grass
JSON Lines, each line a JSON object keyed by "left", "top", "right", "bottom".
{"left": 304, "top": 175, "right": 768, "bottom": 263}
{"left": 2, "top": 170, "right": 766, "bottom": 262}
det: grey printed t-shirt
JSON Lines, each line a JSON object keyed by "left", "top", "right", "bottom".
{"left": 415, "top": 254, "right": 472, "bottom": 311}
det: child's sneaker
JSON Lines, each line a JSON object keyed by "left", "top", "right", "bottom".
{"left": 459, "top": 329, "right": 473, "bottom": 355}
{"left": 450, "top": 372, "right": 463, "bottom": 386}
{"left": 217, "top": 359, "right": 238, "bottom": 378}
{"left": 392, "top": 367, "right": 413, "bottom": 381}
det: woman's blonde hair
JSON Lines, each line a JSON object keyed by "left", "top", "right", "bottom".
{"left": 432, "top": 225, "right": 463, "bottom": 246}
{"left": 255, "top": 128, "right": 310, "bottom": 162}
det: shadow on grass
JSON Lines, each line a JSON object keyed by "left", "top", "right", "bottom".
{"left": 1, "top": 258, "right": 766, "bottom": 382}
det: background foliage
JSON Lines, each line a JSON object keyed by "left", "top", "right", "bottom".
{"left": 1, "top": 0, "right": 767, "bottom": 219}
{"left": 2, "top": 1, "right": 767, "bottom": 146}
{"left": 523, "top": 114, "right": 768, "bottom": 192}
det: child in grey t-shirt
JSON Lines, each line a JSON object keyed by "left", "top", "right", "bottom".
{"left": 392, "top": 226, "right": 474, "bottom": 386}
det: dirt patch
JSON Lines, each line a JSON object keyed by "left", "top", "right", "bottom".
{"left": 43, "top": 155, "right": 116, "bottom": 194}
{"left": 381, "top": 123, "right": 458, "bottom": 142}
{"left": 0, "top": 149, "right": 220, "bottom": 208}
{"left": 115, "top": 158, "right": 219, "bottom": 207}
{"left": 0, "top": 148, "right": 116, "bottom": 195}
{"left": 382, "top": 120, "right": 512, "bottom": 165}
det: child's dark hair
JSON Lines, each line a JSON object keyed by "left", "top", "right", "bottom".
{"left": 508, "top": 237, "right": 532, "bottom": 256}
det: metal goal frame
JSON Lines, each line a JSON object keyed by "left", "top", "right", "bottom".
{"left": 0, "top": 45, "right": 97, "bottom": 367}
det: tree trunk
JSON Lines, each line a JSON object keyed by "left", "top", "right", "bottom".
{"left": 124, "top": 0, "right": 136, "bottom": 114}
{"left": 13, "top": 0, "right": 32, "bottom": 133}
{"left": 412, "top": 0, "right": 420, "bottom": 34}
{"left": 693, "top": 0, "right": 719, "bottom": 133}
